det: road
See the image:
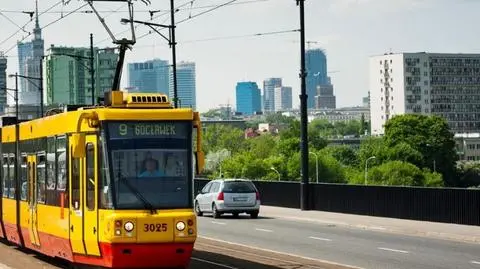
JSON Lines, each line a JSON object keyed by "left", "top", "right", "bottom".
{"left": 0, "top": 237, "right": 353, "bottom": 269}
{"left": 197, "top": 213, "right": 480, "bottom": 269}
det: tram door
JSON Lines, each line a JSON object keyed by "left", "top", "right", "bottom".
{"left": 27, "top": 155, "right": 40, "bottom": 247}
{"left": 83, "top": 136, "right": 100, "bottom": 256}
{"left": 69, "top": 138, "right": 86, "bottom": 255}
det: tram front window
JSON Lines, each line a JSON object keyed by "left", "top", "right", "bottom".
{"left": 106, "top": 121, "right": 192, "bottom": 210}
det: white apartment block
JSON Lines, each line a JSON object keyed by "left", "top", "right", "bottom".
{"left": 370, "top": 52, "right": 480, "bottom": 135}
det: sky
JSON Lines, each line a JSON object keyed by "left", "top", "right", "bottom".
{"left": 1, "top": 0, "right": 480, "bottom": 112}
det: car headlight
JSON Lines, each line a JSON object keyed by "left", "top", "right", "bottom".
{"left": 176, "top": 221, "right": 186, "bottom": 231}
{"left": 124, "top": 221, "right": 134, "bottom": 232}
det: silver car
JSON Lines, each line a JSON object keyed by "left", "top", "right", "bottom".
{"left": 194, "top": 179, "right": 261, "bottom": 218}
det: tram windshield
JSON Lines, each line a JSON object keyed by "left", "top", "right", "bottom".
{"left": 105, "top": 121, "right": 193, "bottom": 210}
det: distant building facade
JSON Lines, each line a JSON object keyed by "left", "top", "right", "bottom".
{"left": 128, "top": 59, "right": 169, "bottom": 94}
{"left": 314, "top": 84, "right": 336, "bottom": 109}
{"left": 370, "top": 52, "right": 480, "bottom": 135}
{"left": 263, "top": 78, "right": 282, "bottom": 112}
{"left": 274, "top": 86, "right": 292, "bottom": 111}
{"left": 170, "top": 61, "right": 196, "bottom": 109}
{"left": 306, "top": 48, "right": 328, "bottom": 109}
{"left": 236, "top": 82, "right": 261, "bottom": 116}
{"left": 15, "top": 1, "right": 44, "bottom": 107}
{"left": 45, "top": 46, "right": 118, "bottom": 105}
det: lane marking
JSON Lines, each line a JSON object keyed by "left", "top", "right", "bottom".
{"left": 198, "top": 236, "right": 364, "bottom": 269}
{"left": 255, "top": 228, "right": 273, "bottom": 233}
{"left": 378, "top": 247, "right": 409, "bottom": 254}
{"left": 191, "top": 257, "right": 238, "bottom": 269}
{"left": 309, "top": 236, "right": 332, "bottom": 242}
{"left": 471, "top": 261, "right": 480, "bottom": 265}
{"left": 369, "top": 226, "right": 386, "bottom": 231}
{"left": 211, "top": 221, "right": 227, "bottom": 225}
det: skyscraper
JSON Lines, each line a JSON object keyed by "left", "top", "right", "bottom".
{"left": 274, "top": 86, "right": 292, "bottom": 112}
{"left": 128, "top": 59, "right": 169, "bottom": 94}
{"left": 0, "top": 53, "right": 7, "bottom": 113}
{"left": 236, "top": 82, "right": 261, "bottom": 116}
{"left": 169, "top": 61, "right": 196, "bottom": 109}
{"left": 45, "top": 46, "right": 118, "bottom": 105}
{"left": 306, "top": 48, "right": 328, "bottom": 109}
{"left": 16, "top": 0, "right": 44, "bottom": 106}
{"left": 263, "top": 78, "right": 282, "bottom": 112}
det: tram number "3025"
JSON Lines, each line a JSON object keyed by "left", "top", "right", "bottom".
{"left": 143, "top": 223, "right": 167, "bottom": 232}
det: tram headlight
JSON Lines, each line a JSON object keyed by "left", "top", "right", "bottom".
{"left": 176, "top": 221, "right": 186, "bottom": 231}
{"left": 124, "top": 221, "right": 134, "bottom": 232}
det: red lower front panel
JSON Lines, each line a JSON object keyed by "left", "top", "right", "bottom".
{"left": 74, "top": 242, "right": 194, "bottom": 268}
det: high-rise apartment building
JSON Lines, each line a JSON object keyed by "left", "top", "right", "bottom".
{"left": 274, "top": 86, "right": 292, "bottom": 112}
{"left": 0, "top": 53, "right": 7, "bottom": 113}
{"left": 263, "top": 78, "right": 282, "bottom": 112}
{"left": 128, "top": 59, "right": 169, "bottom": 94}
{"left": 169, "top": 61, "right": 196, "bottom": 109}
{"left": 306, "top": 48, "right": 328, "bottom": 109}
{"left": 370, "top": 52, "right": 480, "bottom": 135}
{"left": 236, "top": 82, "right": 261, "bottom": 116}
{"left": 45, "top": 46, "right": 118, "bottom": 105}
{"left": 16, "top": 0, "right": 44, "bottom": 106}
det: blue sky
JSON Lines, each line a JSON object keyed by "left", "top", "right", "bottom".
{"left": 1, "top": 0, "right": 479, "bottom": 112}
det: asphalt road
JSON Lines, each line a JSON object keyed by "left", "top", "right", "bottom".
{"left": 197, "top": 213, "right": 480, "bottom": 269}
{"left": 0, "top": 237, "right": 350, "bottom": 269}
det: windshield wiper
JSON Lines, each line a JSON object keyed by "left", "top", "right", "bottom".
{"left": 119, "top": 176, "right": 157, "bottom": 214}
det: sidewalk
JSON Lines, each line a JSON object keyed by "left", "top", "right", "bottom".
{"left": 259, "top": 206, "right": 480, "bottom": 244}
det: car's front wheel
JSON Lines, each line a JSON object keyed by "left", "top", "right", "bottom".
{"left": 195, "top": 201, "right": 203, "bottom": 216}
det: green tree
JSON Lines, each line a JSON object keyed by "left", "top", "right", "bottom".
{"left": 367, "top": 161, "right": 425, "bottom": 186}
{"left": 246, "top": 134, "right": 277, "bottom": 159}
{"left": 203, "top": 125, "right": 245, "bottom": 155}
{"left": 383, "top": 114, "right": 458, "bottom": 186}
{"left": 386, "top": 142, "right": 423, "bottom": 167}
{"left": 456, "top": 161, "right": 480, "bottom": 188}
{"left": 320, "top": 145, "right": 359, "bottom": 167}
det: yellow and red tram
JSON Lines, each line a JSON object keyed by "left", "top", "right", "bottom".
{"left": 0, "top": 91, "right": 205, "bottom": 268}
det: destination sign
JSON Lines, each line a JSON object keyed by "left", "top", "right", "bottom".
{"left": 108, "top": 122, "right": 189, "bottom": 139}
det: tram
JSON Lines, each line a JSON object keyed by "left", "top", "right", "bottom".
{"left": 0, "top": 90, "right": 205, "bottom": 268}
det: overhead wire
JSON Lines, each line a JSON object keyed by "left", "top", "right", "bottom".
{"left": 0, "top": 0, "right": 65, "bottom": 49}
{"left": 3, "top": 2, "right": 89, "bottom": 55}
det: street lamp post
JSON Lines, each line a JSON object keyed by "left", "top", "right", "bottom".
{"left": 296, "top": 0, "right": 309, "bottom": 211}
{"left": 364, "top": 156, "right": 376, "bottom": 185}
{"left": 270, "top": 167, "right": 281, "bottom": 181}
{"left": 309, "top": 151, "right": 319, "bottom": 183}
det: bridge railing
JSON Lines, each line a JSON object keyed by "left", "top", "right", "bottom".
{"left": 194, "top": 178, "right": 480, "bottom": 226}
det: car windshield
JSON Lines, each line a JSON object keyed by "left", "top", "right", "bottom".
{"left": 223, "top": 181, "right": 256, "bottom": 193}
{"left": 106, "top": 121, "right": 192, "bottom": 209}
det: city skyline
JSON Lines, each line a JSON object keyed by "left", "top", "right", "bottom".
{"left": 1, "top": 0, "right": 480, "bottom": 112}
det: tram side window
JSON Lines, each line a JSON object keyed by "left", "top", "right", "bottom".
{"left": 8, "top": 155, "right": 15, "bottom": 199}
{"left": 46, "top": 137, "right": 56, "bottom": 190}
{"left": 20, "top": 155, "right": 28, "bottom": 201}
{"left": 71, "top": 151, "right": 81, "bottom": 210}
{"left": 86, "top": 143, "right": 95, "bottom": 211}
{"left": 2, "top": 155, "right": 8, "bottom": 198}
{"left": 99, "top": 136, "right": 112, "bottom": 209}
{"left": 37, "top": 154, "right": 46, "bottom": 203}
{"left": 56, "top": 136, "right": 67, "bottom": 191}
